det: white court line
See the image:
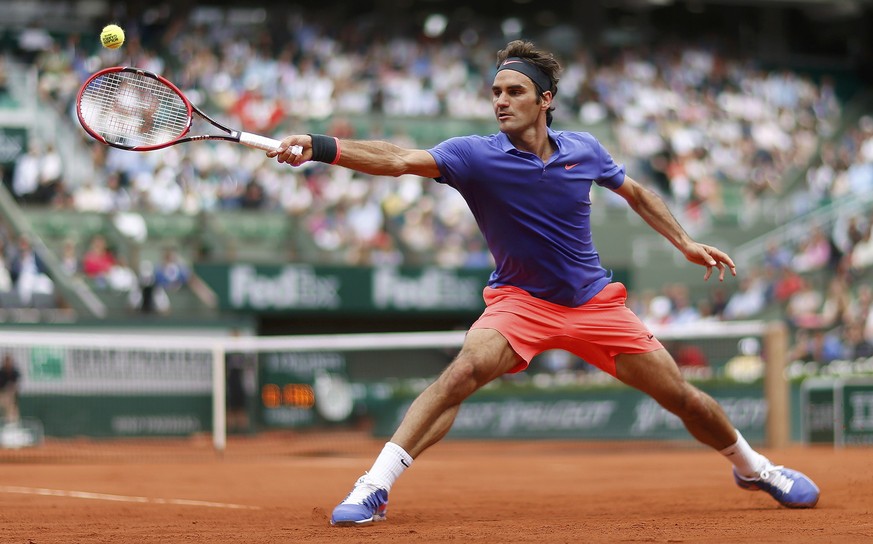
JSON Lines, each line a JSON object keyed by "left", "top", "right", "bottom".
{"left": 0, "top": 486, "right": 260, "bottom": 510}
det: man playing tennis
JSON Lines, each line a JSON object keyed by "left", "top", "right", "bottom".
{"left": 268, "top": 39, "right": 820, "bottom": 526}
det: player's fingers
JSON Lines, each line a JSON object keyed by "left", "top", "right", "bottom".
{"left": 695, "top": 248, "right": 718, "bottom": 269}
{"left": 709, "top": 247, "right": 737, "bottom": 276}
{"left": 266, "top": 138, "right": 289, "bottom": 158}
{"left": 275, "top": 144, "right": 299, "bottom": 164}
{"left": 270, "top": 137, "right": 303, "bottom": 162}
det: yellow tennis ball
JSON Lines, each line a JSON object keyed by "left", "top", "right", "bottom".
{"left": 100, "top": 24, "right": 125, "bottom": 49}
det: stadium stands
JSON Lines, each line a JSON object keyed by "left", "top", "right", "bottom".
{"left": 0, "top": 0, "right": 870, "bottom": 353}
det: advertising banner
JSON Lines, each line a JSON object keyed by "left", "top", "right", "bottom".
{"left": 195, "top": 263, "right": 493, "bottom": 314}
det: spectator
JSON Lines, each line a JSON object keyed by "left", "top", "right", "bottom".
{"left": 844, "top": 284, "right": 872, "bottom": 331}
{"left": 665, "top": 284, "right": 701, "bottom": 325}
{"left": 105, "top": 172, "right": 134, "bottom": 212}
{"left": 73, "top": 178, "right": 113, "bottom": 212}
{"left": 791, "top": 226, "right": 831, "bottom": 274}
{"left": 0, "top": 56, "right": 8, "bottom": 98}
{"left": 723, "top": 273, "right": 767, "bottom": 320}
{"left": 11, "top": 140, "right": 41, "bottom": 203}
{"left": 771, "top": 264, "right": 806, "bottom": 304}
{"left": 33, "top": 143, "right": 63, "bottom": 204}
{"left": 789, "top": 328, "right": 844, "bottom": 364}
{"left": 850, "top": 222, "right": 873, "bottom": 271}
{"left": 842, "top": 321, "right": 873, "bottom": 360}
{"left": 8, "top": 236, "right": 53, "bottom": 306}
{"left": 0, "top": 238, "right": 14, "bottom": 296}
{"left": 785, "top": 277, "right": 823, "bottom": 330}
{"left": 154, "top": 247, "right": 190, "bottom": 292}
{"left": 129, "top": 260, "right": 171, "bottom": 315}
{"left": 225, "top": 331, "right": 255, "bottom": 433}
{"left": 0, "top": 353, "right": 20, "bottom": 424}
{"left": 81, "top": 234, "right": 116, "bottom": 288}
{"left": 708, "top": 287, "right": 730, "bottom": 320}
{"left": 240, "top": 179, "right": 266, "bottom": 209}
{"left": 106, "top": 254, "right": 139, "bottom": 294}
{"left": 58, "top": 238, "right": 79, "bottom": 277}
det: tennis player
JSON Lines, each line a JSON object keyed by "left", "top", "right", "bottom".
{"left": 268, "top": 39, "right": 820, "bottom": 526}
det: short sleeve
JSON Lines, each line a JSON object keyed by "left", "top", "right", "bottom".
{"left": 593, "top": 140, "right": 626, "bottom": 190}
{"left": 428, "top": 136, "right": 479, "bottom": 187}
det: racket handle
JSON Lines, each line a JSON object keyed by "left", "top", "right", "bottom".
{"left": 238, "top": 132, "right": 303, "bottom": 155}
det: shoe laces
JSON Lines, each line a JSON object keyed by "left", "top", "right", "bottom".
{"left": 759, "top": 465, "right": 795, "bottom": 495}
{"left": 343, "top": 473, "right": 385, "bottom": 506}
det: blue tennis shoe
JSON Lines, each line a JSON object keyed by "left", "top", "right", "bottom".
{"left": 733, "top": 463, "right": 820, "bottom": 508}
{"left": 330, "top": 474, "right": 388, "bottom": 526}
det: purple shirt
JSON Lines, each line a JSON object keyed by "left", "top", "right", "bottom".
{"left": 428, "top": 129, "right": 626, "bottom": 307}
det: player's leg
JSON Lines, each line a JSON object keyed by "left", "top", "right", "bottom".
{"left": 389, "top": 328, "right": 522, "bottom": 457}
{"left": 615, "top": 349, "right": 737, "bottom": 448}
{"left": 331, "top": 328, "right": 521, "bottom": 526}
{"left": 615, "top": 349, "right": 819, "bottom": 508}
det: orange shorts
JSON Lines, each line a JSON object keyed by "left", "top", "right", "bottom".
{"left": 470, "top": 283, "right": 663, "bottom": 376}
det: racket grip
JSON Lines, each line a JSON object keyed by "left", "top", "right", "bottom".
{"left": 239, "top": 132, "right": 303, "bottom": 155}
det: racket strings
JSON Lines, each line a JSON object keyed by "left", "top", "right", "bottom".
{"left": 79, "top": 71, "right": 190, "bottom": 147}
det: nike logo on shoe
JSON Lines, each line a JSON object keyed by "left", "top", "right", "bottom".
{"left": 565, "top": 163, "right": 580, "bottom": 170}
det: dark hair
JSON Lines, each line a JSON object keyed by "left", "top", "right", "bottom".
{"left": 496, "top": 40, "right": 562, "bottom": 124}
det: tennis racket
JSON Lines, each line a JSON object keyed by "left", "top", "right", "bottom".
{"left": 76, "top": 66, "right": 302, "bottom": 154}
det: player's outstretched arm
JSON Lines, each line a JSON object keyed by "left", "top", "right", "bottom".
{"left": 267, "top": 134, "right": 440, "bottom": 178}
{"left": 613, "top": 176, "right": 737, "bottom": 282}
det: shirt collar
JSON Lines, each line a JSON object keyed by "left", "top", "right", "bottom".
{"left": 497, "top": 128, "right": 561, "bottom": 155}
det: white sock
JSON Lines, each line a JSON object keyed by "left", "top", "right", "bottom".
{"left": 719, "top": 429, "right": 768, "bottom": 479}
{"left": 364, "top": 442, "right": 413, "bottom": 492}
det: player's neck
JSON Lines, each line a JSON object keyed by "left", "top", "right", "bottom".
{"left": 505, "top": 124, "right": 553, "bottom": 162}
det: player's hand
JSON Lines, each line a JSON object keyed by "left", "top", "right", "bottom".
{"left": 268, "top": 136, "right": 311, "bottom": 166}
{"left": 683, "top": 243, "right": 737, "bottom": 282}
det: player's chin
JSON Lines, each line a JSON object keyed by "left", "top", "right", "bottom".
{"left": 495, "top": 116, "right": 515, "bottom": 131}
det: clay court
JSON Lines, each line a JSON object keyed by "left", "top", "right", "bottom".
{"left": 0, "top": 434, "right": 869, "bottom": 543}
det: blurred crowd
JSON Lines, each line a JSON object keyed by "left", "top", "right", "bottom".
{"left": 626, "top": 126, "right": 873, "bottom": 366}
{"left": 801, "top": 115, "right": 873, "bottom": 210}
{"left": 2, "top": 7, "right": 873, "bottom": 362}
{"left": 8, "top": 9, "right": 847, "bottom": 266}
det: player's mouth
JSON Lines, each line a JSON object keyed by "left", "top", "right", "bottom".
{"left": 496, "top": 111, "right": 512, "bottom": 121}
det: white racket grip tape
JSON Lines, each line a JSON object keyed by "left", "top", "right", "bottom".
{"left": 239, "top": 132, "right": 303, "bottom": 155}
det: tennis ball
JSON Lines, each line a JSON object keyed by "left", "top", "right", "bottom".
{"left": 100, "top": 24, "right": 125, "bottom": 49}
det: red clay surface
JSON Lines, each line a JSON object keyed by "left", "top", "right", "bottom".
{"left": 0, "top": 434, "right": 870, "bottom": 543}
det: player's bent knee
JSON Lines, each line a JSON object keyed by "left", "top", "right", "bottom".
{"left": 435, "top": 359, "right": 480, "bottom": 401}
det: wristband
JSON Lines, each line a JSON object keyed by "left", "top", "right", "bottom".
{"left": 308, "top": 134, "right": 340, "bottom": 164}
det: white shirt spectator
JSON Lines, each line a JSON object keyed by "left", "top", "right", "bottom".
{"left": 12, "top": 148, "right": 40, "bottom": 199}
{"left": 40, "top": 144, "right": 63, "bottom": 185}
{"left": 851, "top": 226, "right": 873, "bottom": 270}
{"left": 74, "top": 180, "right": 113, "bottom": 212}
{"left": 723, "top": 277, "right": 767, "bottom": 320}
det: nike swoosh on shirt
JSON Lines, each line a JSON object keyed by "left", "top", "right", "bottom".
{"left": 565, "top": 163, "right": 580, "bottom": 170}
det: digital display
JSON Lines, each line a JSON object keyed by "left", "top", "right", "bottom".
{"left": 261, "top": 383, "right": 315, "bottom": 409}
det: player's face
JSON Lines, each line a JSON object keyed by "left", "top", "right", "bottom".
{"left": 491, "top": 70, "right": 547, "bottom": 133}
